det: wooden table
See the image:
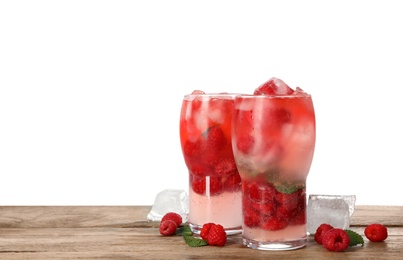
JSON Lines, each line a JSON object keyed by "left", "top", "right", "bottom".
{"left": 0, "top": 205, "right": 402, "bottom": 259}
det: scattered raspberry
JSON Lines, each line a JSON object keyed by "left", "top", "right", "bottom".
{"left": 322, "top": 228, "right": 350, "bottom": 252}
{"left": 199, "top": 223, "right": 227, "bottom": 246}
{"left": 200, "top": 223, "right": 214, "bottom": 240}
{"left": 161, "top": 212, "right": 182, "bottom": 227}
{"left": 253, "top": 77, "right": 294, "bottom": 95}
{"left": 314, "top": 223, "right": 334, "bottom": 244}
{"left": 206, "top": 224, "right": 227, "bottom": 246}
{"left": 365, "top": 223, "right": 388, "bottom": 242}
{"left": 159, "top": 220, "right": 178, "bottom": 236}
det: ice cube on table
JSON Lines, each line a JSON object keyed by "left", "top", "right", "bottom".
{"left": 307, "top": 194, "right": 356, "bottom": 235}
{"left": 147, "top": 189, "right": 188, "bottom": 223}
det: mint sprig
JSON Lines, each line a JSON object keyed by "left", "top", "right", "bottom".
{"left": 175, "top": 224, "right": 209, "bottom": 247}
{"left": 183, "top": 236, "right": 208, "bottom": 247}
{"left": 176, "top": 225, "right": 193, "bottom": 236}
{"left": 345, "top": 229, "right": 364, "bottom": 247}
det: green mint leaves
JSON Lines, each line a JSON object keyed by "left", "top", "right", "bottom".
{"left": 345, "top": 229, "right": 364, "bottom": 247}
{"left": 176, "top": 224, "right": 208, "bottom": 247}
{"left": 183, "top": 236, "right": 209, "bottom": 247}
{"left": 176, "top": 225, "right": 193, "bottom": 236}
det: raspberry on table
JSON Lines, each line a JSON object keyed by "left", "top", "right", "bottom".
{"left": 365, "top": 223, "right": 388, "bottom": 242}
{"left": 161, "top": 212, "right": 182, "bottom": 227}
{"left": 200, "top": 223, "right": 214, "bottom": 240}
{"left": 314, "top": 223, "right": 334, "bottom": 244}
{"left": 159, "top": 220, "right": 178, "bottom": 236}
{"left": 322, "top": 228, "right": 350, "bottom": 252}
{"left": 200, "top": 223, "right": 227, "bottom": 246}
{"left": 206, "top": 224, "right": 227, "bottom": 246}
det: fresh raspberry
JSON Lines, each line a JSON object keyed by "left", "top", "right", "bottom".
{"left": 261, "top": 215, "right": 288, "bottom": 231}
{"left": 236, "top": 134, "right": 255, "bottom": 154}
{"left": 322, "top": 228, "right": 350, "bottom": 252}
{"left": 290, "top": 208, "right": 306, "bottom": 225}
{"left": 200, "top": 222, "right": 214, "bottom": 240}
{"left": 223, "top": 172, "right": 241, "bottom": 192}
{"left": 364, "top": 223, "right": 388, "bottom": 242}
{"left": 204, "top": 126, "right": 226, "bottom": 151}
{"left": 191, "top": 176, "right": 223, "bottom": 195}
{"left": 250, "top": 200, "right": 275, "bottom": 216}
{"left": 253, "top": 77, "right": 294, "bottom": 95}
{"left": 159, "top": 220, "right": 177, "bottom": 236}
{"left": 161, "top": 212, "right": 182, "bottom": 227}
{"left": 188, "top": 163, "right": 207, "bottom": 177}
{"left": 183, "top": 139, "right": 202, "bottom": 160}
{"left": 214, "top": 158, "right": 237, "bottom": 176}
{"left": 243, "top": 207, "right": 261, "bottom": 227}
{"left": 246, "top": 181, "right": 276, "bottom": 203}
{"left": 275, "top": 191, "right": 300, "bottom": 220}
{"left": 314, "top": 223, "right": 334, "bottom": 244}
{"left": 206, "top": 224, "right": 227, "bottom": 246}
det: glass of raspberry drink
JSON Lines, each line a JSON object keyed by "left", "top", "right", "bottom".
{"left": 180, "top": 91, "right": 243, "bottom": 235}
{"left": 232, "top": 78, "right": 316, "bottom": 250}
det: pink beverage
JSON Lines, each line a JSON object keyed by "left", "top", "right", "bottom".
{"left": 179, "top": 91, "right": 242, "bottom": 235}
{"left": 232, "top": 78, "right": 316, "bottom": 250}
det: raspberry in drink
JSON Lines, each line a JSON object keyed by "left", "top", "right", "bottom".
{"left": 232, "top": 78, "right": 316, "bottom": 250}
{"left": 180, "top": 91, "right": 242, "bottom": 235}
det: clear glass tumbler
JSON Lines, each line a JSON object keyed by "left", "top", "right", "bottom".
{"left": 232, "top": 92, "right": 316, "bottom": 250}
{"left": 179, "top": 92, "right": 242, "bottom": 235}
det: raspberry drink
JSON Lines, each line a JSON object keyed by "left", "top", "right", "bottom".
{"left": 232, "top": 78, "right": 316, "bottom": 250}
{"left": 180, "top": 91, "right": 242, "bottom": 235}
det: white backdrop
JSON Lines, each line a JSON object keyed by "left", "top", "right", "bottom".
{"left": 1, "top": 1, "right": 402, "bottom": 206}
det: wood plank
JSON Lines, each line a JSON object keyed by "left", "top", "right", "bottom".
{"left": 1, "top": 205, "right": 403, "bottom": 228}
{"left": 350, "top": 206, "right": 403, "bottom": 226}
{"left": 0, "top": 227, "right": 402, "bottom": 259}
{"left": 0, "top": 206, "right": 152, "bottom": 228}
{"left": 1, "top": 206, "right": 403, "bottom": 259}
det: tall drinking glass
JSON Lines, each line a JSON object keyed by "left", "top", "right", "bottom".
{"left": 232, "top": 91, "right": 316, "bottom": 250}
{"left": 180, "top": 92, "right": 242, "bottom": 235}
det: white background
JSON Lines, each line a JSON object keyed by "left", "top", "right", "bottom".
{"left": 1, "top": 1, "right": 402, "bottom": 206}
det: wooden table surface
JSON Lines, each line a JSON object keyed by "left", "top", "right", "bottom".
{"left": 0, "top": 205, "right": 402, "bottom": 259}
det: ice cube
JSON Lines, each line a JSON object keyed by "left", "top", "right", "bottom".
{"left": 253, "top": 77, "right": 294, "bottom": 95}
{"left": 307, "top": 194, "right": 356, "bottom": 234}
{"left": 147, "top": 189, "right": 189, "bottom": 223}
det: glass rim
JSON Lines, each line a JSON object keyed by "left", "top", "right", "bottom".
{"left": 234, "top": 93, "right": 312, "bottom": 99}
{"left": 183, "top": 92, "right": 244, "bottom": 98}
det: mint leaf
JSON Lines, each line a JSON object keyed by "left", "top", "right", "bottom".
{"left": 176, "top": 225, "right": 193, "bottom": 236}
{"left": 345, "top": 229, "right": 364, "bottom": 247}
{"left": 274, "top": 183, "right": 304, "bottom": 194}
{"left": 183, "top": 236, "right": 208, "bottom": 247}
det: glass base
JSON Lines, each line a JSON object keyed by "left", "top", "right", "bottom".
{"left": 243, "top": 237, "right": 307, "bottom": 251}
{"left": 189, "top": 223, "right": 242, "bottom": 236}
